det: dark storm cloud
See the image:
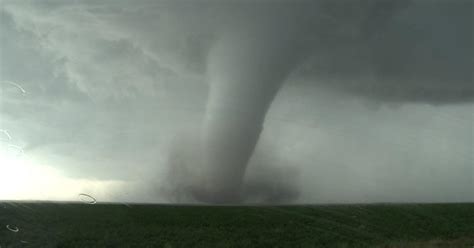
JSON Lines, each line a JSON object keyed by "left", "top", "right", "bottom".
{"left": 3, "top": 0, "right": 471, "bottom": 102}
{"left": 297, "top": 0, "right": 473, "bottom": 104}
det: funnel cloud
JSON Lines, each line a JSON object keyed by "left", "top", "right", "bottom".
{"left": 166, "top": 0, "right": 472, "bottom": 204}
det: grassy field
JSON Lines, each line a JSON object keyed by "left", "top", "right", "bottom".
{"left": 0, "top": 202, "right": 473, "bottom": 247}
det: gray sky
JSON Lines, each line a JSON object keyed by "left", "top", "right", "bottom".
{"left": 0, "top": 0, "right": 472, "bottom": 203}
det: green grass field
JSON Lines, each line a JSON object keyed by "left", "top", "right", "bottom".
{"left": 0, "top": 202, "right": 473, "bottom": 247}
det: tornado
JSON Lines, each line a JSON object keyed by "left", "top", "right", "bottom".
{"left": 166, "top": 0, "right": 414, "bottom": 204}
{"left": 197, "top": 16, "right": 309, "bottom": 203}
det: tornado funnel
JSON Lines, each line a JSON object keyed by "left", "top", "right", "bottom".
{"left": 198, "top": 23, "right": 307, "bottom": 203}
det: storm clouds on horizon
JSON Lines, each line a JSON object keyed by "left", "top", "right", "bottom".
{"left": 0, "top": 0, "right": 472, "bottom": 203}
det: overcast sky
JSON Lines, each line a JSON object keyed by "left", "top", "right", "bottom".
{"left": 0, "top": 0, "right": 472, "bottom": 203}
